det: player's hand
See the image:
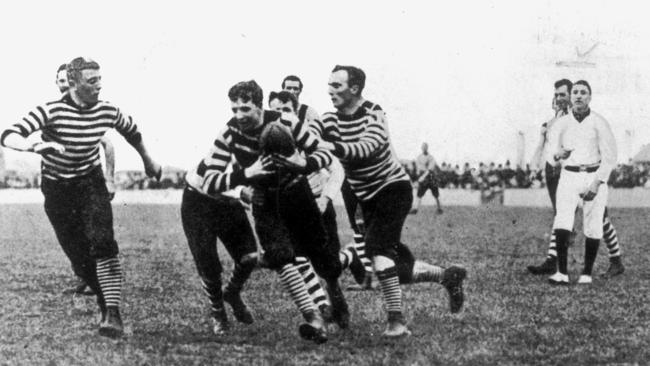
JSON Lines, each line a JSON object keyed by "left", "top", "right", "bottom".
{"left": 143, "top": 158, "right": 162, "bottom": 181}
{"left": 32, "top": 142, "right": 65, "bottom": 155}
{"left": 244, "top": 156, "right": 276, "bottom": 179}
{"left": 580, "top": 180, "right": 602, "bottom": 201}
{"left": 105, "top": 179, "right": 116, "bottom": 201}
{"left": 270, "top": 152, "right": 306, "bottom": 172}
{"left": 554, "top": 147, "right": 573, "bottom": 161}
{"left": 316, "top": 196, "right": 331, "bottom": 214}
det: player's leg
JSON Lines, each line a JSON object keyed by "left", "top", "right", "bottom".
{"left": 341, "top": 180, "right": 372, "bottom": 283}
{"left": 361, "top": 181, "right": 413, "bottom": 337}
{"left": 432, "top": 185, "right": 443, "bottom": 214}
{"left": 180, "top": 188, "right": 230, "bottom": 334}
{"left": 42, "top": 180, "right": 106, "bottom": 316}
{"left": 579, "top": 182, "right": 608, "bottom": 284}
{"left": 280, "top": 178, "right": 348, "bottom": 329}
{"left": 410, "top": 181, "right": 427, "bottom": 214}
{"left": 528, "top": 163, "right": 562, "bottom": 274}
{"left": 213, "top": 195, "right": 258, "bottom": 325}
{"left": 253, "top": 190, "right": 326, "bottom": 344}
{"left": 82, "top": 169, "right": 125, "bottom": 337}
{"left": 601, "top": 208, "right": 624, "bottom": 278}
{"left": 396, "top": 243, "right": 466, "bottom": 313}
{"left": 549, "top": 173, "right": 580, "bottom": 285}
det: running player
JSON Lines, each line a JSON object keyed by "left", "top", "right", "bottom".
{"left": 410, "top": 142, "right": 443, "bottom": 214}
{"left": 318, "top": 65, "right": 465, "bottom": 337}
{"left": 547, "top": 80, "right": 617, "bottom": 285}
{"left": 1, "top": 57, "right": 162, "bottom": 337}
{"left": 528, "top": 79, "right": 624, "bottom": 277}
{"left": 55, "top": 63, "right": 116, "bottom": 296}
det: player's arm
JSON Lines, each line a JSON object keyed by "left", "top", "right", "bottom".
{"left": 320, "top": 157, "right": 344, "bottom": 203}
{"left": 100, "top": 136, "right": 116, "bottom": 200}
{"left": 582, "top": 116, "right": 617, "bottom": 201}
{"left": 112, "top": 107, "right": 161, "bottom": 180}
{"left": 1, "top": 105, "right": 63, "bottom": 154}
{"left": 273, "top": 114, "right": 333, "bottom": 173}
{"left": 547, "top": 118, "right": 571, "bottom": 162}
{"left": 321, "top": 110, "right": 388, "bottom": 162}
{"left": 530, "top": 122, "right": 549, "bottom": 170}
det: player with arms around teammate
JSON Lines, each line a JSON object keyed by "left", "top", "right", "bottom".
{"left": 185, "top": 80, "right": 347, "bottom": 343}
{"left": 410, "top": 142, "right": 443, "bottom": 215}
{"left": 1, "top": 57, "right": 161, "bottom": 337}
{"left": 318, "top": 65, "right": 464, "bottom": 337}
{"left": 547, "top": 80, "right": 617, "bottom": 285}
{"left": 528, "top": 79, "right": 624, "bottom": 277}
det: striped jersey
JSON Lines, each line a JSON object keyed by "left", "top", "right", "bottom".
{"left": 319, "top": 100, "right": 409, "bottom": 201}
{"left": 0, "top": 94, "right": 141, "bottom": 180}
{"left": 298, "top": 103, "right": 344, "bottom": 199}
{"left": 185, "top": 110, "right": 332, "bottom": 197}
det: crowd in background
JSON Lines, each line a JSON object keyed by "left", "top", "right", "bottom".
{"left": 400, "top": 160, "right": 650, "bottom": 190}
{"left": 1, "top": 160, "right": 649, "bottom": 190}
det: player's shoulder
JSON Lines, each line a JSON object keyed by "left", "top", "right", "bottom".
{"left": 362, "top": 100, "right": 383, "bottom": 112}
{"left": 321, "top": 111, "right": 338, "bottom": 123}
{"left": 589, "top": 110, "right": 608, "bottom": 123}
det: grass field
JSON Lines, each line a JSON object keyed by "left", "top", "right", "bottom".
{"left": 0, "top": 204, "right": 648, "bottom": 365}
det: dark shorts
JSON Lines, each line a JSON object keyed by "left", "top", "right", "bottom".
{"left": 359, "top": 180, "right": 413, "bottom": 259}
{"left": 253, "top": 177, "right": 341, "bottom": 280}
{"left": 41, "top": 167, "right": 117, "bottom": 260}
{"left": 181, "top": 187, "right": 257, "bottom": 278}
{"left": 416, "top": 179, "right": 439, "bottom": 198}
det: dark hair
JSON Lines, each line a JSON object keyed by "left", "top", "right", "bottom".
{"left": 332, "top": 65, "right": 366, "bottom": 95}
{"left": 57, "top": 63, "right": 67, "bottom": 73}
{"left": 281, "top": 75, "right": 303, "bottom": 90}
{"left": 554, "top": 79, "right": 572, "bottom": 93}
{"left": 268, "top": 90, "right": 298, "bottom": 111}
{"left": 228, "top": 80, "right": 264, "bottom": 108}
{"left": 67, "top": 57, "right": 100, "bottom": 83}
{"left": 573, "top": 80, "right": 592, "bottom": 94}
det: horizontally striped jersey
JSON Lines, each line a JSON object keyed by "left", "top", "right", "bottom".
{"left": 0, "top": 94, "right": 141, "bottom": 180}
{"left": 319, "top": 100, "right": 409, "bottom": 201}
{"left": 185, "top": 110, "right": 332, "bottom": 197}
{"left": 297, "top": 103, "right": 344, "bottom": 199}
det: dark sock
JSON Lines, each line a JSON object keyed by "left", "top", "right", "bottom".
{"left": 555, "top": 229, "right": 571, "bottom": 275}
{"left": 583, "top": 238, "right": 600, "bottom": 275}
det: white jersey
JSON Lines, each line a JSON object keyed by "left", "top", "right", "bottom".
{"left": 548, "top": 109, "right": 617, "bottom": 183}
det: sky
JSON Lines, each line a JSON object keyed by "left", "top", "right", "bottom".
{"left": 1, "top": 0, "right": 649, "bottom": 171}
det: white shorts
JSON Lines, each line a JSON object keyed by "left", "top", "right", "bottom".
{"left": 553, "top": 170, "right": 608, "bottom": 239}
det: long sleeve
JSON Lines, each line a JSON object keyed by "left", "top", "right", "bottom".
{"left": 332, "top": 111, "right": 388, "bottom": 161}
{"left": 595, "top": 117, "right": 617, "bottom": 183}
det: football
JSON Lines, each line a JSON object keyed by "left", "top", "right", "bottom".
{"left": 260, "top": 121, "right": 296, "bottom": 156}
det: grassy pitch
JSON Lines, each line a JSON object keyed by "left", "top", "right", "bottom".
{"left": 0, "top": 204, "right": 648, "bottom": 365}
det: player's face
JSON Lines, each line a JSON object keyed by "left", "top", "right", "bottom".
{"left": 328, "top": 70, "right": 356, "bottom": 110}
{"left": 571, "top": 84, "right": 591, "bottom": 112}
{"left": 269, "top": 99, "right": 296, "bottom": 116}
{"left": 231, "top": 98, "right": 262, "bottom": 131}
{"left": 283, "top": 80, "right": 302, "bottom": 100}
{"left": 71, "top": 69, "right": 102, "bottom": 105}
{"left": 56, "top": 70, "right": 69, "bottom": 94}
{"left": 554, "top": 85, "right": 570, "bottom": 110}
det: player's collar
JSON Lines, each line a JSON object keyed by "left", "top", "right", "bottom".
{"left": 572, "top": 108, "right": 591, "bottom": 123}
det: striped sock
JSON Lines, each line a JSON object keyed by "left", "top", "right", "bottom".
{"left": 602, "top": 216, "right": 621, "bottom": 258}
{"left": 411, "top": 261, "right": 444, "bottom": 283}
{"left": 375, "top": 266, "right": 403, "bottom": 314}
{"left": 295, "top": 257, "right": 329, "bottom": 309}
{"left": 278, "top": 263, "right": 317, "bottom": 315}
{"left": 547, "top": 232, "right": 557, "bottom": 258}
{"left": 96, "top": 257, "right": 122, "bottom": 308}
{"left": 224, "top": 262, "right": 254, "bottom": 294}
{"left": 353, "top": 233, "right": 373, "bottom": 273}
{"left": 200, "top": 277, "right": 225, "bottom": 317}
{"left": 339, "top": 247, "right": 355, "bottom": 269}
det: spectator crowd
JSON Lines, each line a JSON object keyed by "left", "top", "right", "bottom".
{"left": 400, "top": 160, "right": 650, "bottom": 190}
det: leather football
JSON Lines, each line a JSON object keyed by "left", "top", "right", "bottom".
{"left": 259, "top": 121, "right": 296, "bottom": 156}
